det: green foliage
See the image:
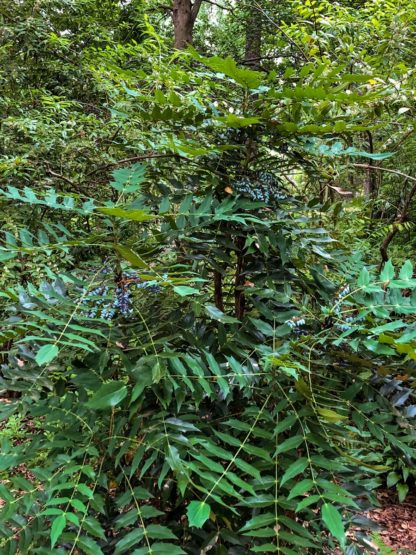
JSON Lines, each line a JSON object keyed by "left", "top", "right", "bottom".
{"left": 0, "top": 3, "right": 416, "bottom": 555}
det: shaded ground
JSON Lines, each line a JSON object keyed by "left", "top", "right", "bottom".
{"left": 364, "top": 490, "right": 416, "bottom": 554}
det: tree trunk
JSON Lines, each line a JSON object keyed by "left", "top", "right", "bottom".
{"left": 233, "top": 2, "right": 263, "bottom": 319}
{"left": 172, "top": 0, "right": 203, "bottom": 49}
{"left": 364, "top": 131, "right": 377, "bottom": 198}
{"left": 244, "top": 3, "right": 262, "bottom": 68}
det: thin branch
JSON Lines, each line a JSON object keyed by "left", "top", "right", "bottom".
{"left": 251, "top": 1, "right": 309, "bottom": 61}
{"left": 353, "top": 164, "right": 416, "bottom": 183}
{"left": 45, "top": 168, "right": 75, "bottom": 186}
{"left": 380, "top": 179, "right": 416, "bottom": 264}
{"left": 86, "top": 153, "right": 180, "bottom": 177}
{"left": 202, "top": 0, "right": 233, "bottom": 11}
{"left": 191, "top": 0, "right": 204, "bottom": 21}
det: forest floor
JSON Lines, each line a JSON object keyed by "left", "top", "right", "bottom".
{"left": 362, "top": 490, "right": 416, "bottom": 554}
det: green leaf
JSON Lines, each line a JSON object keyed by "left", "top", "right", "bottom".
{"left": 317, "top": 408, "right": 348, "bottom": 423}
{"left": 0, "top": 455, "right": 19, "bottom": 471}
{"left": 240, "top": 513, "right": 276, "bottom": 532}
{"left": 86, "top": 381, "right": 128, "bottom": 410}
{"left": 115, "top": 245, "right": 148, "bottom": 268}
{"left": 287, "top": 479, "right": 315, "bottom": 500}
{"left": 321, "top": 503, "right": 345, "bottom": 548}
{"left": 97, "top": 207, "right": 154, "bottom": 221}
{"left": 50, "top": 514, "right": 66, "bottom": 548}
{"left": 132, "top": 544, "right": 186, "bottom": 555}
{"left": 275, "top": 435, "right": 304, "bottom": 455}
{"left": 110, "top": 163, "right": 146, "bottom": 193}
{"left": 190, "top": 50, "right": 263, "bottom": 89}
{"left": 215, "top": 114, "right": 260, "bottom": 128}
{"left": 173, "top": 285, "right": 200, "bottom": 296}
{"left": 205, "top": 304, "right": 240, "bottom": 323}
{"left": 380, "top": 260, "right": 395, "bottom": 282}
{"left": 397, "top": 482, "right": 409, "bottom": 502}
{"left": 399, "top": 259, "right": 413, "bottom": 280}
{"left": 280, "top": 458, "right": 309, "bottom": 486}
{"left": 187, "top": 501, "right": 211, "bottom": 528}
{"left": 358, "top": 267, "right": 370, "bottom": 287}
{"left": 147, "top": 524, "right": 177, "bottom": 540}
{"left": 35, "top": 344, "right": 59, "bottom": 365}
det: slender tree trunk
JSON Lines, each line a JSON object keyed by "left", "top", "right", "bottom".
{"left": 172, "top": 0, "right": 203, "bottom": 49}
{"left": 380, "top": 179, "right": 416, "bottom": 264}
{"left": 214, "top": 270, "right": 224, "bottom": 312}
{"left": 233, "top": 2, "right": 263, "bottom": 319}
{"left": 244, "top": 3, "right": 263, "bottom": 69}
{"left": 364, "top": 131, "right": 377, "bottom": 198}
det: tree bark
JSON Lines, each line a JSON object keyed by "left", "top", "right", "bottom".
{"left": 232, "top": 1, "right": 263, "bottom": 319}
{"left": 364, "top": 131, "right": 377, "bottom": 198}
{"left": 380, "top": 179, "right": 416, "bottom": 264}
{"left": 172, "top": 0, "right": 203, "bottom": 49}
{"left": 244, "top": 3, "right": 262, "bottom": 69}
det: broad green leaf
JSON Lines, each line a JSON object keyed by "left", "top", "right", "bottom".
{"left": 35, "top": 344, "right": 59, "bottom": 365}
{"left": 240, "top": 513, "right": 276, "bottom": 532}
{"left": 396, "top": 328, "right": 416, "bottom": 344}
{"left": 50, "top": 514, "right": 66, "bottom": 548}
{"left": 191, "top": 50, "right": 263, "bottom": 89}
{"left": 275, "top": 435, "right": 304, "bottom": 456}
{"left": 115, "top": 245, "right": 148, "bottom": 268}
{"left": 0, "top": 455, "right": 19, "bottom": 472}
{"left": 397, "top": 482, "right": 409, "bottom": 502}
{"left": 187, "top": 501, "right": 211, "bottom": 528}
{"left": 86, "top": 381, "right": 128, "bottom": 410}
{"left": 205, "top": 304, "right": 240, "bottom": 323}
{"left": 97, "top": 207, "right": 154, "bottom": 221}
{"left": 146, "top": 524, "right": 177, "bottom": 540}
{"left": 280, "top": 458, "right": 309, "bottom": 486}
{"left": 317, "top": 408, "right": 348, "bottom": 423}
{"left": 321, "top": 503, "right": 345, "bottom": 548}
{"left": 173, "top": 285, "right": 200, "bottom": 296}
{"left": 399, "top": 260, "right": 413, "bottom": 280}
{"left": 132, "top": 544, "right": 186, "bottom": 555}
{"left": 287, "top": 479, "right": 315, "bottom": 500}
{"left": 215, "top": 114, "right": 260, "bottom": 127}
{"left": 380, "top": 260, "right": 395, "bottom": 282}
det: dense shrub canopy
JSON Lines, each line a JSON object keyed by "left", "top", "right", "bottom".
{"left": 1, "top": 1, "right": 416, "bottom": 554}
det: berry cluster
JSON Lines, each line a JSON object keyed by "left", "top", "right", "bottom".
{"left": 81, "top": 272, "right": 160, "bottom": 321}
{"left": 334, "top": 284, "right": 354, "bottom": 331}
{"left": 233, "top": 171, "right": 287, "bottom": 205}
{"left": 285, "top": 316, "right": 307, "bottom": 335}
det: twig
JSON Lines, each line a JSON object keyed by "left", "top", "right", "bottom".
{"left": 353, "top": 164, "right": 416, "bottom": 183}
{"left": 380, "top": 178, "right": 416, "bottom": 264}
{"left": 251, "top": 1, "right": 309, "bottom": 61}
{"left": 86, "top": 153, "right": 180, "bottom": 177}
{"left": 202, "top": 0, "right": 233, "bottom": 11}
{"left": 45, "top": 168, "right": 75, "bottom": 186}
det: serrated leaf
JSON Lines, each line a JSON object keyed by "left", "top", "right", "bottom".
{"left": 115, "top": 245, "right": 148, "bottom": 268}
{"left": 321, "top": 503, "right": 345, "bottom": 548}
{"left": 187, "top": 501, "right": 211, "bottom": 528}
{"left": 287, "top": 479, "right": 315, "bottom": 500}
{"left": 280, "top": 458, "right": 309, "bottom": 486}
{"left": 86, "top": 381, "right": 128, "bottom": 410}
{"left": 35, "top": 344, "right": 59, "bottom": 365}
{"left": 205, "top": 304, "right": 240, "bottom": 323}
{"left": 317, "top": 407, "right": 348, "bottom": 423}
{"left": 397, "top": 482, "right": 409, "bottom": 502}
{"left": 50, "top": 514, "right": 66, "bottom": 548}
{"left": 97, "top": 207, "right": 154, "bottom": 221}
{"left": 399, "top": 260, "right": 413, "bottom": 280}
{"left": 173, "top": 285, "right": 200, "bottom": 296}
{"left": 380, "top": 260, "right": 395, "bottom": 282}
